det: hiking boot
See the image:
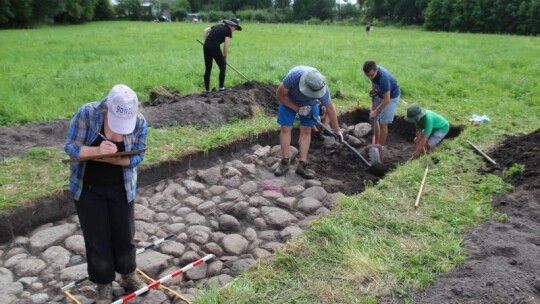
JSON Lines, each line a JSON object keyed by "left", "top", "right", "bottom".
{"left": 120, "top": 271, "right": 147, "bottom": 294}
{"left": 219, "top": 87, "right": 227, "bottom": 92}
{"left": 96, "top": 283, "right": 112, "bottom": 304}
{"left": 274, "top": 158, "right": 290, "bottom": 176}
{"left": 296, "top": 161, "right": 315, "bottom": 179}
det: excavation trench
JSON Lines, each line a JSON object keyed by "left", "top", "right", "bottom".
{"left": 0, "top": 108, "right": 462, "bottom": 243}
{"left": 0, "top": 82, "right": 464, "bottom": 303}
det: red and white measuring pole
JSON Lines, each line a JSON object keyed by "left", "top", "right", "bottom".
{"left": 61, "top": 234, "right": 175, "bottom": 292}
{"left": 112, "top": 254, "right": 215, "bottom": 304}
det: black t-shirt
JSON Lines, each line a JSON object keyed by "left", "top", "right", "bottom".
{"left": 204, "top": 24, "right": 232, "bottom": 47}
{"left": 83, "top": 125, "right": 125, "bottom": 186}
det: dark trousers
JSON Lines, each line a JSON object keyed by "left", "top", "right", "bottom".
{"left": 203, "top": 45, "right": 226, "bottom": 91}
{"left": 75, "top": 184, "right": 136, "bottom": 284}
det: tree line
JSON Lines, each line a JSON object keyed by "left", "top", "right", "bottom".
{"left": 0, "top": 0, "right": 538, "bottom": 35}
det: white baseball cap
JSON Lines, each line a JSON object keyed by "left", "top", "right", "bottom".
{"left": 106, "top": 84, "right": 138, "bottom": 134}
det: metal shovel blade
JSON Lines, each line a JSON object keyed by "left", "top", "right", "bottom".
{"left": 342, "top": 141, "right": 388, "bottom": 177}
{"left": 313, "top": 118, "right": 388, "bottom": 177}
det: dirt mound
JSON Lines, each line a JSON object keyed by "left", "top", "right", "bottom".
{"left": 490, "top": 129, "right": 540, "bottom": 189}
{"left": 0, "top": 81, "right": 279, "bottom": 161}
{"left": 143, "top": 81, "right": 279, "bottom": 128}
{"left": 411, "top": 129, "right": 540, "bottom": 304}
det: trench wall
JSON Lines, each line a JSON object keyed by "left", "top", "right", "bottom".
{"left": 0, "top": 109, "right": 462, "bottom": 243}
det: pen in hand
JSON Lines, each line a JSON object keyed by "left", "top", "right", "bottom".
{"left": 98, "top": 133, "right": 109, "bottom": 141}
{"left": 97, "top": 133, "right": 118, "bottom": 155}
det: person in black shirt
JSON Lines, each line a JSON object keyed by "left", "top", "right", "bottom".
{"left": 64, "top": 84, "right": 148, "bottom": 304}
{"left": 202, "top": 18, "right": 242, "bottom": 92}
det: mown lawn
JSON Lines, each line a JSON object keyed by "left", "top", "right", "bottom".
{"left": 0, "top": 21, "right": 539, "bottom": 303}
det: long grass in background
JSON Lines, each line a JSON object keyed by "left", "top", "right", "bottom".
{"left": 1, "top": 22, "right": 538, "bottom": 129}
{"left": 0, "top": 22, "right": 539, "bottom": 303}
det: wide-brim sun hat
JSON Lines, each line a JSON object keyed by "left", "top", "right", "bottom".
{"left": 107, "top": 84, "right": 138, "bottom": 135}
{"left": 223, "top": 18, "right": 242, "bottom": 31}
{"left": 299, "top": 69, "right": 328, "bottom": 99}
{"left": 404, "top": 103, "right": 426, "bottom": 122}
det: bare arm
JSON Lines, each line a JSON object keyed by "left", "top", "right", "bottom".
{"left": 79, "top": 140, "right": 117, "bottom": 158}
{"left": 276, "top": 84, "right": 299, "bottom": 113}
{"left": 79, "top": 142, "right": 130, "bottom": 166}
{"left": 203, "top": 27, "right": 211, "bottom": 40}
{"left": 223, "top": 37, "right": 231, "bottom": 57}
{"left": 324, "top": 100, "right": 341, "bottom": 132}
{"left": 413, "top": 129, "right": 428, "bottom": 158}
{"left": 373, "top": 91, "right": 390, "bottom": 115}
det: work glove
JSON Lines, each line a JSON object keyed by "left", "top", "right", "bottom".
{"left": 333, "top": 130, "right": 344, "bottom": 143}
{"left": 369, "top": 89, "right": 377, "bottom": 98}
{"left": 298, "top": 106, "right": 311, "bottom": 117}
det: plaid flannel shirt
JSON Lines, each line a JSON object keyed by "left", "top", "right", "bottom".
{"left": 64, "top": 98, "right": 148, "bottom": 202}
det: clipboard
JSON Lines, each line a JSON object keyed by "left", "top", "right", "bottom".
{"left": 62, "top": 149, "right": 147, "bottom": 163}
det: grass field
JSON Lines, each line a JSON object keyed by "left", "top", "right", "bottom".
{"left": 0, "top": 21, "right": 539, "bottom": 303}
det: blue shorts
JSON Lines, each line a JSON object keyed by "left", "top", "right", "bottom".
{"left": 277, "top": 103, "right": 320, "bottom": 127}
{"left": 374, "top": 95, "right": 399, "bottom": 125}
{"left": 428, "top": 130, "right": 448, "bottom": 146}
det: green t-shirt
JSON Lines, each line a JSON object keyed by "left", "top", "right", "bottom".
{"left": 415, "top": 110, "right": 449, "bottom": 136}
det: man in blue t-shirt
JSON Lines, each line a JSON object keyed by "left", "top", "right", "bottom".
{"left": 274, "top": 66, "right": 343, "bottom": 179}
{"left": 363, "top": 60, "right": 400, "bottom": 146}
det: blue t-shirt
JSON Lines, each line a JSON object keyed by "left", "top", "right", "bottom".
{"left": 372, "top": 66, "right": 400, "bottom": 99}
{"left": 282, "top": 66, "right": 331, "bottom": 107}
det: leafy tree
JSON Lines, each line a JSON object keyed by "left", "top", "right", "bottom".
{"left": 0, "top": 0, "right": 14, "bottom": 24}
{"left": 274, "top": 0, "right": 289, "bottom": 9}
{"left": 424, "top": 0, "right": 452, "bottom": 31}
{"left": 293, "top": 0, "right": 334, "bottom": 21}
{"left": 116, "top": 0, "right": 144, "bottom": 20}
{"left": 54, "top": 0, "right": 98, "bottom": 23}
{"left": 7, "top": 0, "right": 34, "bottom": 27}
{"left": 515, "top": 0, "right": 530, "bottom": 34}
{"left": 219, "top": 0, "right": 243, "bottom": 13}
{"left": 449, "top": 0, "right": 475, "bottom": 31}
{"left": 339, "top": 3, "right": 360, "bottom": 20}
{"left": 171, "top": 0, "right": 190, "bottom": 20}
{"left": 468, "top": 0, "right": 491, "bottom": 33}
{"left": 94, "top": 0, "right": 114, "bottom": 20}
{"left": 365, "top": 0, "right": 386, "bottom": 22}
{"left": 34, "top": 0, "right": 65, "bottom": 24}
{"left": 396, "top": 0, "right": 429, "bottom": 24}
{"left": 529, "top": 0, "right": 540, "bottom": 34}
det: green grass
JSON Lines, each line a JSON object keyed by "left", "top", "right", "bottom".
{"left": 0, "top": 21, "right": 539, "bottom": 303}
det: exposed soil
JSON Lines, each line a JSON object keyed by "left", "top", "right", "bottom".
{"left": 1, "top": 82, "right": 539, "bottom": 303}
{"left": 409, "top": 130, "right": 540, "bottom": 304}
{"left": 0, "top": 81, "right": 279, "bottom": 161}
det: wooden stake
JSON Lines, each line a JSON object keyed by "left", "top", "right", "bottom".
{"left": 466, "top": 140, "right": 498, "bottom": 166}
{"left": 414, "top": 165, "right": 429, "bottom": 208}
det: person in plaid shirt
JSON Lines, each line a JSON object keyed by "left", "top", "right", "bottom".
{"left": 64, "top": 84, "right": 148, "bottom": 304}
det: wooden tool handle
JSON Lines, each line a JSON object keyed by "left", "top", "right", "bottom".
{"left": 466, "top": 140, "right": 498, "bottom": 166}
{"left": 414, "top": 165, "right": 429, "bottom": 208}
